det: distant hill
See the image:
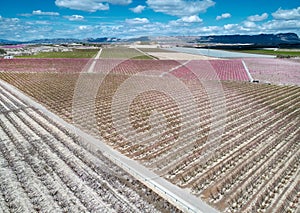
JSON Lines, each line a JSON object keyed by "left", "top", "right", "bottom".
{"left": 0, "top": 37, "right": 120, "bottom": 45}
{"left": 28, "top": 38, "right": 82, "bottom": 44}
{"left": 195, "top": 33, "right": 300, "bottom": 45}
{"left": 0, "top": 39, "right": 21, "bottom": 45}
{"left": 0, "top": 33, "right": 299, "bottom": 46}
{"left": 124, "top": 36, "right": 151, "bottom": 42}
{"left": 85, "top": 37, "right": 121, "bottom": 43}
{"left": 125, "top": 33, "right": 300, "bottom": 46}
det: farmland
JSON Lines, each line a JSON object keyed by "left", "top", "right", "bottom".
{"left": 0, "top": 80, "right": 181, "bottom": 213}
{"left": 168, "top": 47, "right": 276, "bottom": 58}
{"left": 244, "top": 58, "right": 300, "bottom": 85}
{"left": 137, "top": 48, "right": 174, "bottom": 53}
{"left": 0, "top": 53, "right": 299, "bottom": 212}
{"left": 170, "top": 59, "right": 250, "bottom": 81}
{"left": 0, "top": 58, "right": 90, "bottom": 73}
{"left": 0, "top": 58, "right": 251, "bottom": 82}
{"left": 18, "top": 49, "right": 99, "bottom": 58}
{"left": 100, "top": 47, "right": 152, "bottom": 59}
{"left": 233, "top": 49, "right": 300, "bottom": 57}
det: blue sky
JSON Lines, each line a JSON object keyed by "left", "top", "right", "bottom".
{"left": 0, "top": 0, "right": 299, "bottom": 41}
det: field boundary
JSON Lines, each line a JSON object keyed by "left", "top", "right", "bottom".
{"left": 160, "top": 60, "right": 191, "bottom": 77}
{"left": 0, "top": 79, "right": 220, "bottom": 213}
{"left": 242, "top": 60, "right": 254, "bottom": 82}
{"left": 87, "top": 48, "right": 102, "bottom": 73}
{"left": 134, "top": 47, "right": 158, "bottom": 60}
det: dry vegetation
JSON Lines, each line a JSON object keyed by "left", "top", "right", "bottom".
{"left": 0, "top": 59, "right": 299, "bottom": 212}
{"left": 0, "top": 84, "right": 181, "bottom": 213}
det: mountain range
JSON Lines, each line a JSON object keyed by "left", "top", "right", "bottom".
{"left": 0, "top": 33, "right": 299, "bottom": 46}
{"left": 195, "top": 33, "right": 300, "bottom": 45}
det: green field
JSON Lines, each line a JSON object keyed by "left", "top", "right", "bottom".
{"left": 138, "top": 48, "right": 173, "bottom": 53}
{"left": 100, "top": 47, "right": 152, "bottom": 59}
{"left": 234, "top": 49, "right": 300, "bottom": 57}
{"left": 131, "top": 55, "right": 155, "bottom": 59}
{"left": 18, "top": 49, "right": 99, "bottom": 58}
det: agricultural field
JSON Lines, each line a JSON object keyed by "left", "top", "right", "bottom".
{"left": 0, "top": 58, "right": 250, "bottom": 82}
{"left": 100, "top": 47, "right": 152, "bottom": 59}
{"left": 234, "top": 49, "right": 300, "bottom": 57}
{"left": 244, "top": 58, "right": 300, "bottom": 85}
{"left": 0, "top": 82, "right": 181, "bottom": 213}
{"left": 0, "top": 58, "right": 90, "bottom": 73}
{"left": 137, "top": 48, "right": 174, "bottom": 53}
{"left": 169, "top": 60, "right": 250, "bottom": 81}
{"left": 136, "top": 47, "right": 214, "bottom": 60}
{"left": 18, "top": 49, "right": 99, "bottom": 58}
{"left": 0, "top": 56, "right": 299, "bottom": 212}
{"left": 168, "top": 47, "right": 275, "bottom": 58}
{"left": 144, "top": 51, "right": 215, "bottom": 60}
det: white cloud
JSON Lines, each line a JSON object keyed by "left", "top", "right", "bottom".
{"left": 32, "top": 10, "right": 60, "bottom": 16}
{"left": 170, "top": 15, "right": 202, "bottom": 26}
{"left": 216, "top": 13, "right": 231, "bottom": 20}
{"left": 198, "top": 26, "right": 221, "bottom": 33}
{"left": 224, "top": 24, "right": 238, "bottom": 30}
{"left": 272, "top": 7, "right": 300, "bottom": 20}
{"left": 55, "top": 0, "right": 132, "bottom": 12}
{"left": 125, "top": 18, "right": 149, "bottom": 24}
{"left": 64, "top": 15, "right": 84, "bottom": 21}
{"left": 130, "top": 5, "right": 146, "bottom": 13}
{"left": 78, "top": 25, "right": 88, "bottom": 30}
{"left": 0, "top": 16, "right": 19, "bottom": 23}
{"left": 243, "top": 21, "right": 257, "bottom": 28}
{"left": 55, "top": 1, "right": 109, "bottom": 12}
{"left": 105, "top": 0, "right": 132, "bottom": 4}
{"left": 247, "top": 13, "right": 268, "bottom": 22}
{"left": 35, "top": 21, "right": 50, "bottom": 25}
{"left": 181, "top": 15, "right": 202, "bottom": 23}
{"left": 262, "top": 19, "right": 300, "bottom": 31}
{"left": 1, "top": 6, "right": 300, "bottom": 42}
{"left": 146, "top": 0, "right": 215, "bottom": 17}
{"left": 18, "top": 13, "right": 32, "bottom": 17}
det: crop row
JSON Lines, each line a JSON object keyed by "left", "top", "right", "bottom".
{"left": 243, "top": 58, "right": 300, "bottom": 85}
{"left": 1, "top": 58, "right": 254, "bottom": 82}
{"left": 165, "top": 85, "right": 299, "bottom": 181}
{"left": 0, "top": 58, "right": 91, "bottom": 73}
{"left": 167, "top": 59, "right": 249, "bottom": 82}
{"left": 0, "top": 85, "right": 180, "bottom": 213}
{"left": 0, "top": 69, "right": 299, "bottom": 212}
